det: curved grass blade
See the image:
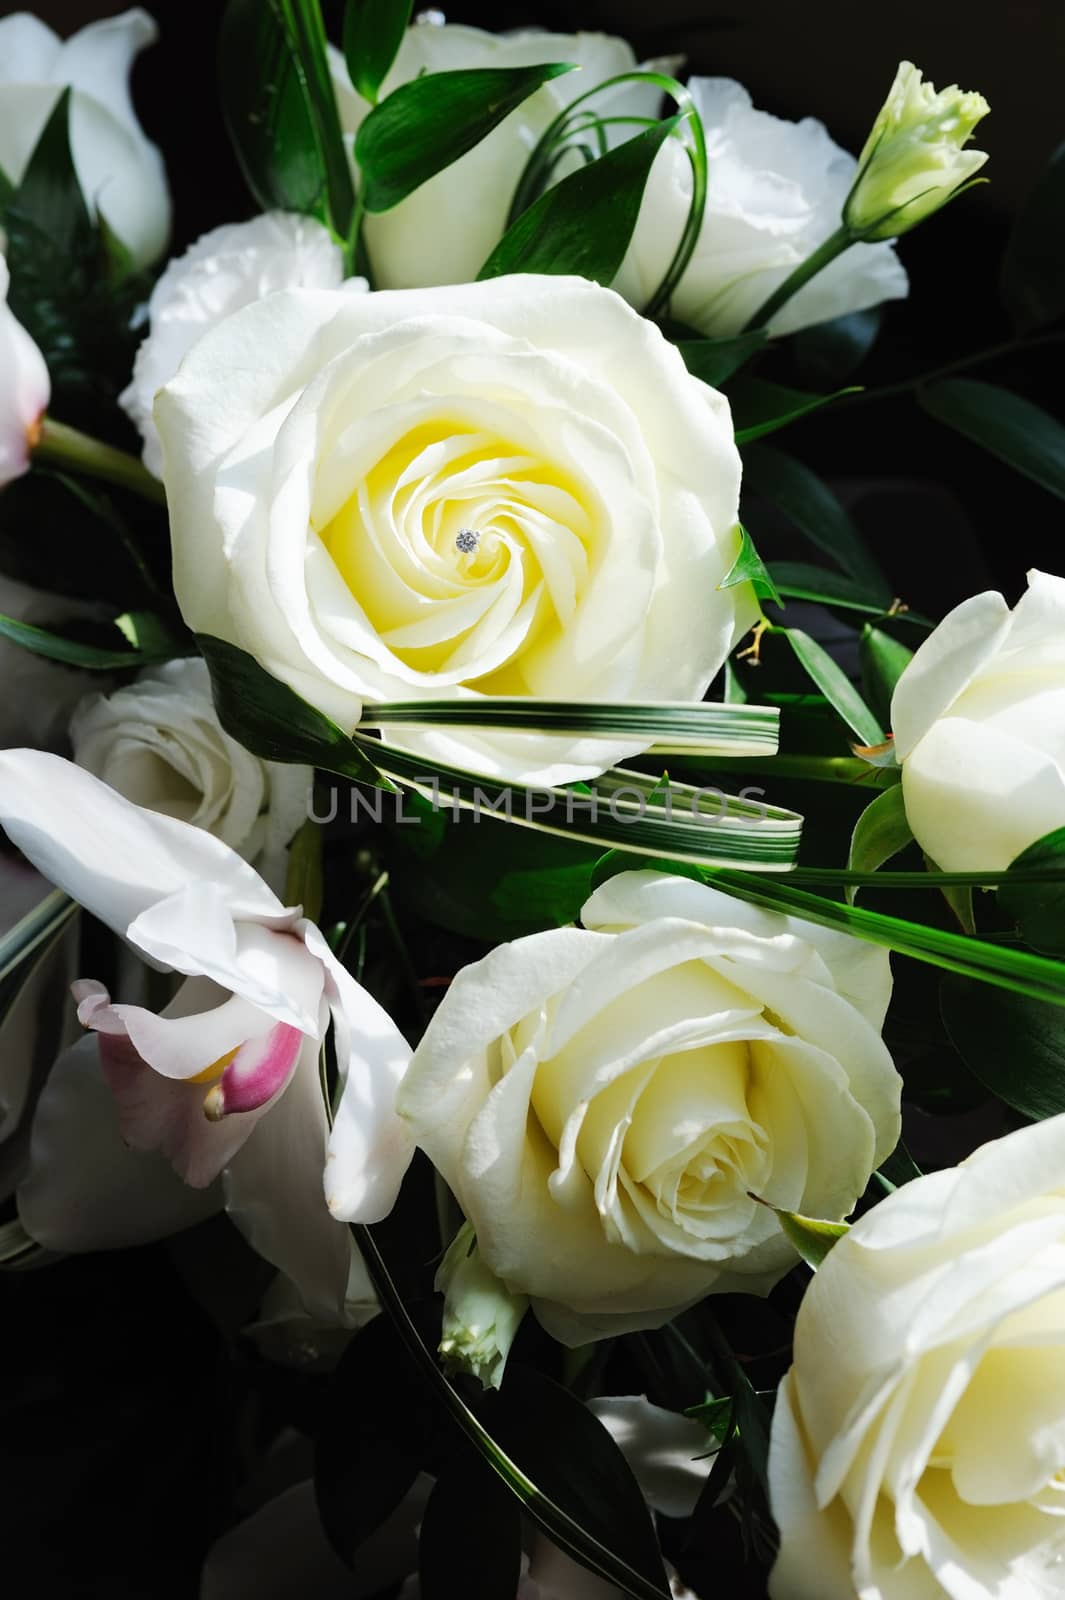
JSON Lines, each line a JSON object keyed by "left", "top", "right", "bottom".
{"left": 358, "top": 697, "right": 781, "bottom": 757}
{"left": 353, "top": 1223, "right": 671, "bottom": 1600}
{"left": 704, "top": 868, "right": 1065, "bottom": 1009}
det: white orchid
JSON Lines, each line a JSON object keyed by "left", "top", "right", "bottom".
{"left": 0, "top": 749, "right": 413, "bottom": 1320}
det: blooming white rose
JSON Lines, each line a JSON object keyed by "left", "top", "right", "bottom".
{"left": 845, "top": 61, "right": 990, "bottom": 241}
{"left": 70, "top": 656, "right": 309, "bottom": 879}
{"left": 155, "top": 275, "right": 751, "bottom": 784}
{"left": 396, "top": 870, "right": 901, "bottom": 1345}
{"left": 0, "top": 9, "right": 170, "bottom": 269}
{"left": 0, "top": 750, "right": 413, "bottom": 1319}
{"left": 0, "top": 256, "right": 49, "bottom": 489}
{"left": 769, "top": 1113, "right": 1065, "bottom": 1599}
{"left": 615, "top": 79, "right": 909, "bottom": 337}
{"left": 891, "top": 568, "right": 1065, "bottom": 872}
{"left": 329, "top": 24, "right": 665, "bottom": 291}
{"left": 120, "top": 212, "right": 350, "bottom": 477}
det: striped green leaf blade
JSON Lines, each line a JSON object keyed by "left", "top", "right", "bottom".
{"left": 361, "top": 738, "right": 802, "bottom": 870}
{"left": 359, "top": 697, "right": 781, "bottom": 757}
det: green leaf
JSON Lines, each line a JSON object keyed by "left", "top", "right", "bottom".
{"left": 875, "top": 1141, "right": 923, "bottom": 1191}
{"left": 367, "top": 745, "right": 803, "bottom": 870}
{"left": 358, "top": 63, "right": 576, "bottom": 212}
{"left": 197, "top": 635, "right": 390, "bottom": 790}
{"left": 793, "top": 306, "right": 883, "bottom": 387}
{"left": 781, "top": 627, "right": 885, "bottom": 746}
{"left": 354, "top": 1224, "right": 672, "bottom": 1600}
{"left": 720, "top": 525, "right": 782, "bottom": 607}
{"left": 315, "top": 1309, "right": 441, "bottom": 1565}
{"left": 678, "top": 332, "right": 767, "bottom": 388}
{"left": 361, "top": 693, "right": 781, "bottom": 757}
{"left": 342, "top": 0, "right": 412, "bottom": 105}
{"left": 3, "top": 89, "right": 92, "bottom": 266}
{"left": 0, "top": 890, "right": 76, "bottom": 1025}
{"left": 419, "top": 1449, "right": 523, "bottom": 1599}
{"left": 941, "top": 976, "right": 1065, "bottom": 1119}
{"left": 919, "top": 378, "right": 1065, "bottom": 502}
{"left": 859, "top": 623, "right": 913, "bottom": 729}
{"left": 776, "top": 1209, "right": 849, "bottom": 1269}
{"left": 1001, "top": 141, "right": 1065, "bottom": 332}
{"left": 999, "top": 827, "right": 1065, "bottom": 957}
{"left": 0, "top": 612, "right": 161, "bottom": 670}
{"left": 488, "top": 1369, "right": 669, "bottom": 1596}
{"left": 704, "top": 867, "right": 1065, "bottom": 1010}
{"left": 846, "top": 784, "right": 913, "bottom": 903}
{"left": 768, "top": 562, "right": 902, "bottom": 617}
{"left": 284, "top": 818, "right": 324, "bottom": 923}
{"left": 219, "top": 0, "right": 354, "bottom": 234}
{"left": 743, "top": 445, "right": 890, "bottom": 596}
{"left": 478, "top": 116, "right": 681, "bottom": 283}
{"left": 731, "top": 378, "right": 860, "bottom": 444}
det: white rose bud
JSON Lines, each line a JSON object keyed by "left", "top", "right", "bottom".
{"left": 397, "top": 870, "right": 901, "bottom": 1345}
{"left": 617, "top": 79, "right": 909, "bottom": 338}
{"left": 844, "top": 61, "right": 989, "bottom": 242}
{"left": 0, "top": 9, "right": 170, "bottom": 269}
{"left": 329, "top": 24, "right": 665, "bottom": 291}
{"left": 69, "top": 656, "right": 310, "bottom": 880}
{"left": 0, "top": 256, "right": 49, "bottom": 490}
{"left": 891, "top": 568, "right": 1065, "bottom": 872}
{"left": 769, "top": 1113, "right": 1065, "bottom": 1600}
{"left": 436, "top": 1220, "right": 529, "bottom": 1389}
{"left": 154, "top": 275, "right": 751, "bottom": 786}
{"left": 120, "top": 213, "right": 351, "bottom": 478}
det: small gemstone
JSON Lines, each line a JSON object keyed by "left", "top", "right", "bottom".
{"left": 455, "top": 527, "right": 480, "bottom": 554}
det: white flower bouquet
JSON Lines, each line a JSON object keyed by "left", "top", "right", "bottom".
{"left": 1, "top": 6, "right": 1063, "bottom": 1598}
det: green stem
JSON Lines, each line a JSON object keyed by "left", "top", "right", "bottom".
{"left": 741, "top": 225, "right": 855, "bottom": 332}
{"left": 840, "top": 329, "right": 1065, "bottom": 407}
{"left": 34, "top": 419, "right": 166, "bottom": 507}
{"left": 668, "top": 753, "right": 885, "bottom": 785}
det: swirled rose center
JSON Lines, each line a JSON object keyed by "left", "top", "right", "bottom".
{"left": 319, "top": 419, "right": 594, "bottom": 687}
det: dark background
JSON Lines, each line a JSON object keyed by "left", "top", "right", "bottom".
{"left": 2, "top": 6, "right": 1062, "bottom": 1596}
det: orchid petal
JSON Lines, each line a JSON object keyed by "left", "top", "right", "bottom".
{"left": 211, "top": 1021, "right": 304, "bottom": 1117}
{"left": 128, "top": 884, "right": 324, "bottom": 1032}
{"left": 309, "top": 924, "right": 415, "bottom": 1224}
{"left": 87, "top": 975, "right": 288, "bottom": 1187}
{"left": 225, "top": 1042, "right": 357, "bottom": 1323}
{"left": 17, "top": 1031, "right": 221, "bottom": 1248}
{"left": 0, "top": 750, "right": 282, "bottom": 939}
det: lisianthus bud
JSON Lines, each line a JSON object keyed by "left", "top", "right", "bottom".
{"left": 844, "top": 61, "right": 989, "bottom": 241}
{"left": 436, "top": 1222, "right": 528, "bottom": 1390}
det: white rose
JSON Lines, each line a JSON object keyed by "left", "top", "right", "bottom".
{"left": 616, "top": 79, "right": 909, "bottom": 337}
{"left": 155, "top": 275, "right": 751, "bottom": 785}
{"left": 891, "top": 568, "right": 1065, "bottom": 872}
{"left": 768, "top": 1113, "right": 1065, "bottom": 1600}
{"left": 0, "top": 9, "right": 170, "bottom": 269}
{"left": 120, "top": 212, "right": 350, "bottom": 477}
{"left": 0, "top": 255, "right": 49, "bottom": 490}
{"left": 329, "top": 24, "right": 665, "bottom": 291}
{"left": 69, "top": 656, "right": 309, "bottom": 877}
{"left": 396, "top": 870, "right": 901, "bottom": 1345}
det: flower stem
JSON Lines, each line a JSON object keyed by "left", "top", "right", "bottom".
{"left": 741, "top": 225, "right": 856, "bottom": 332}
{"left": 669, "top": 753, "right": 888, "bottom": 786}
{"left": 33, "top": 418, "right": 166, "bottom": 507}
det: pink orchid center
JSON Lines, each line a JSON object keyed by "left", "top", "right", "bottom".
{"left": 201, "top": 1022, "right": 304, "bottom": 1121}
